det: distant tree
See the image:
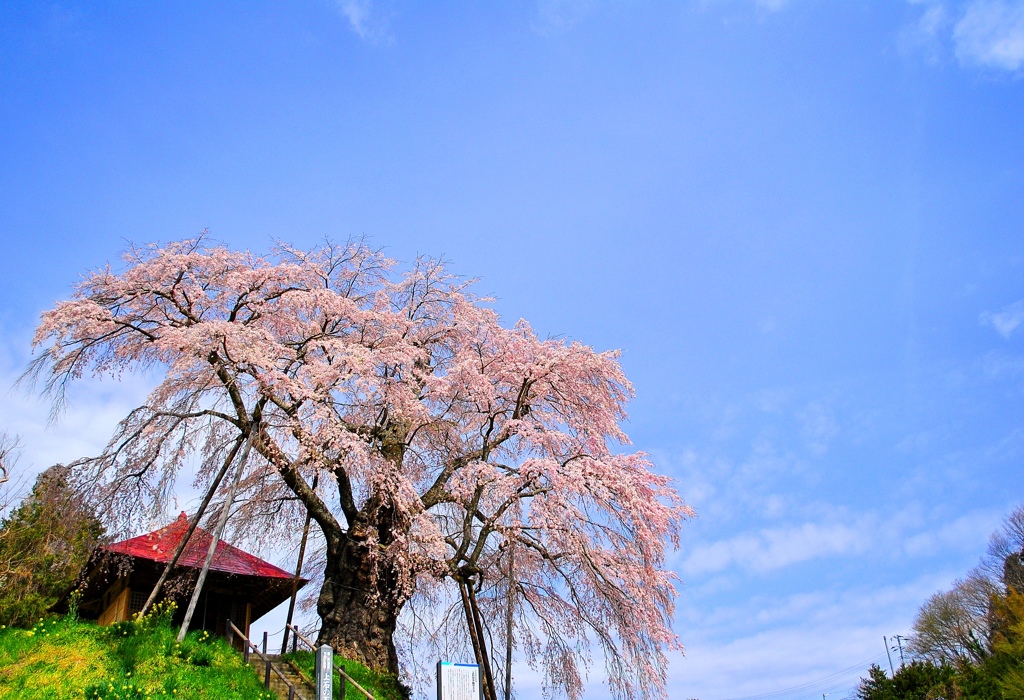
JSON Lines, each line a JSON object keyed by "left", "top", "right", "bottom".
{"left": 29, "top": 236, "right": 691, "bottom": 699}
{"left": 0, "top": 464, "right": 105, "bottom": 627}
{"left": 908, "top": 506, "right": 1024, "bottom": 671}
{"left": 862, "top": 505, "right": 1024, "bottom": 699}
{"left": 927, "top": 663, "right": 1002, "bottom": 700}
{"left": 909, "top": 572, "right": 997, "bottom": 666}
{"left": 984, "top": 505, "right": 1024, "bottom": 593}
{"left": 854, "top": 664, "right": 891, "bottom": 699}
{"left": 855, "top": 661, "right": 956, "bottom": 700}
{"left": 984, "top": 589, "right": 1024, "bottom": 698}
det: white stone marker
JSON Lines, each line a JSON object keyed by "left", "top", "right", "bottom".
{"left": 316, "top": 644, "right": 334, "bottom": 700}
{"left": 437, "top": 661, "right": 482, "bottom": 700}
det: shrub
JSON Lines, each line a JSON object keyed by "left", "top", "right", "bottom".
{"left": 0, "top": 465, "right": 104, "bottom": 628}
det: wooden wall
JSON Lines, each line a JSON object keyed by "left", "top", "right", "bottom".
{"left": 98, "top": 579, "right": 130, "bottom": 626}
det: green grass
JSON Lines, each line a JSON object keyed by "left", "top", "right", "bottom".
{"left": 281, "top": 650, "right": 408, "bottom": 700}
{"left": 0, "top": 606, "right": 276, "bottom": 700}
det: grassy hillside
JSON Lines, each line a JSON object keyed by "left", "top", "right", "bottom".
{"left": 0, "top": 604, "right": 274, "bottom": 700}
{"left": 0, "top": 605, "right": 408, "bottom": 700}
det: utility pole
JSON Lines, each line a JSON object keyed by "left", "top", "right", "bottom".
{"left": 894, "top": 635, "right": 906, "bottom": 668}
{"left": 883, "top": 636, "right": 895, "bottom": 676}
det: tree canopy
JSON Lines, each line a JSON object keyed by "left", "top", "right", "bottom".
{"left": 29, "top": 236, "right": 691, "bottom": 699}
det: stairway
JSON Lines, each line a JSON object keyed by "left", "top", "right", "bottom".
{"left": 248, "top": 653, "right": 316, "bottom": 700}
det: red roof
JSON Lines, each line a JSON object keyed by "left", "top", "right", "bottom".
{"left": 104, "top": 512, "right": 296, "bottom": 580}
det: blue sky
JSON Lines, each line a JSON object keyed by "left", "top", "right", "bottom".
{"left": 1, "top": 1, "right": 1023, "bottom": 698}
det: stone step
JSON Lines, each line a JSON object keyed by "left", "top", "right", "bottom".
{"left": 247, "top": 653, "right": 315, "bottom": 700}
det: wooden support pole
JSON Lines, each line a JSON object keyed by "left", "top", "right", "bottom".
{"left": 264, "top": 631, "right": 272, "bottom": 688}
{"left": 140, "top": 434, "right": 245, "bottom": 616}
{"left": 458, "top": 573, "right": 498, "bottom": 700}
{"left": 503, "top": 544, "right": 515, "bottom": 700}
{"left": 177, "top": 430, "right": 254, "bottom": 642}
{"left": 467, "top": 579, "right": 498, "bottom": 700}
{"left": 281, "top": 472, "right": 318, "bottom": 655}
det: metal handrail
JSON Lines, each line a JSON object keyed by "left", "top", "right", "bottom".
{"left": 285, "top": 623, "right": 377, "bottom": 700}
{"left": 227, "top": 620, "right": 308, "bottom": 700}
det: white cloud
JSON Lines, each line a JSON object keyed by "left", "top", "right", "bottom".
{"left": 682, "top": 519, "right": 871, "bottom": 575}
{"left": 334, "top": 0, "right": 394, "bottom": 45}
{"left": 981, "top": 350, "right": 1024, "bottom": 379}
{"left": 1, "top": 375, "right": 152, "bottom": 476}
{"left": 905, "top": 0, "right": 1024, "bottom": 72}
{"left": 755, "top": 0, "right": 789, "bottom": 10}
{"left": 672, "top": 627, "right": 885, "bottom": 699}
{"left": 797, "top": 399, "right": 839, "bottom": 457}
{"left": 902, "top": 509, "right": 1003, "bottom": 557}
{"left": 897, "top": 430, "right": 934, "bottom": 454}
{"left": 532, "top": 0, "right": 595, "bottom": 36}
{"left": 694, "top": 0, "right": 792, "bottom": 16}
{"left": 954, "top": 0, "right": 1024, "bottom": 71}
{"left": 663, "top": 573, "right": 961, "bottom": 700}
{"left": 680, "top": 504, "right": 1003, "bottom": 577}
{"left": 900, "top": 1, "right": 953, "bottom": 62}
{"left": 981, "top": 298, "right": 1024, "bottom": 338}
{"left": 0, "top": 331, "right": 156, "bottom": 503}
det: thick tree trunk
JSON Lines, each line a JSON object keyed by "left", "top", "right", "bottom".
{"left": 316, "top": 532, "right": 405, "bottom": 675}
{"left": 309, "top": 438, "right": 413, "bottom": 678}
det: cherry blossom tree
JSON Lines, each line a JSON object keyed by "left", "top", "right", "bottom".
{"left": 29, "top": 236, "right": 691, "bottom": 699}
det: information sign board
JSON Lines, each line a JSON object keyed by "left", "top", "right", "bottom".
{"left": 437, "top": 661, "right": 482, "bottom": 700}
